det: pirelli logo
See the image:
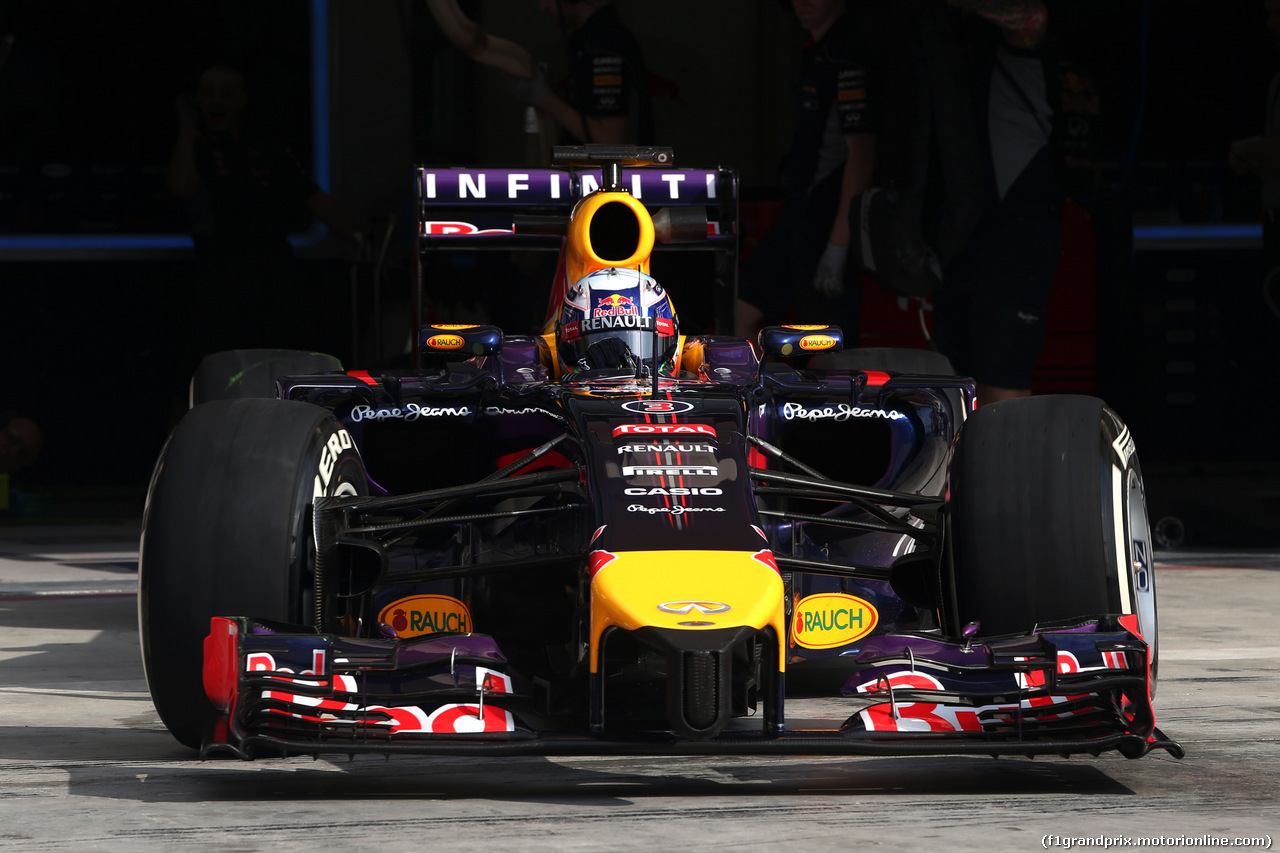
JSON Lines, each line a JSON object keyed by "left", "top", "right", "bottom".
{"left": 838, "top": 88, "right": 868, "bottom": 101}
{"left": 594, "top": 74, "right": 623, "bottom": 86}
{"left": 622, "top": 465, "right": 718, "bottom": 477}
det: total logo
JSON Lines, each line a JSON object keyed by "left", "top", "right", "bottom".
{"left": 613, "top": 423, "right": 716, "bottom": 438}
{"left": 791, "top": 592, "right": 878, "bottom": 649}
{"left": 378, "top": 595, "right": 473, "bottom": 639}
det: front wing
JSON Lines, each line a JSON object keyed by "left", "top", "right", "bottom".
{"left": 200, "top": 616, "right": 1183, "bottom": 760}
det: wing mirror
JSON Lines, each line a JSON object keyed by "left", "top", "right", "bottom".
{"left": 757, "top": 325, "right": 844, "bottom": 360}
{"left": 418, "top": 324, "right": 504, "bottom": 359}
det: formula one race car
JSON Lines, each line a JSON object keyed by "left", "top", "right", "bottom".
{"left": 138, "top": 145, "right": 1181, "bottom": 761}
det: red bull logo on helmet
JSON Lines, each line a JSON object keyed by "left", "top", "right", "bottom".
{"left": 594, "top": 293, "right": 638, "bottom": 317}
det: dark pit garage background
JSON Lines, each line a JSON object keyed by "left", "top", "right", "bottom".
{"left": 0, "top": 0, "right": 1275, "bottom": 545}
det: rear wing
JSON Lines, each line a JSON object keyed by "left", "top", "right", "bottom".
{"left": 416, "top": 165, "right": 738, "bottom": 240}
{"left": 412, "top": 164, "right": 740, "bottom": 334}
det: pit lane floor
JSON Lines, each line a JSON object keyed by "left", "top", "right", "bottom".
{"left": 1, "top": 523, "right": 1277, "bottom": 852}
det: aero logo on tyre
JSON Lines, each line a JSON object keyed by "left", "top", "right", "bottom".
{"left": 314, "top": 428, "right": 357, "bottom": 497}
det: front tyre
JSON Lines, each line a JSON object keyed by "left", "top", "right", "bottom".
{"left": 138, "top": 398, "right": 367, "bottom": 749}
{"left": 189, "top": 348, "right": 343, "bottom": 406}
{"left": 947, "top": 395, "right": 1157, "bottom": 692}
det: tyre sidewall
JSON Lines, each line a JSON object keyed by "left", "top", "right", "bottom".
{"left": 1103, "top": 406, "right": 1159, "bottom": 693}
{"left": 948, "top": 396, "right": 1154, "bottom": 658}
{"left": 138, "top": 398, "right": 365, "bottom": 748}
{"left": 190, "top": 349, "right": 343, "bottom": 406}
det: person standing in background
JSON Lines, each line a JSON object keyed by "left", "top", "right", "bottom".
{"left": 1229, "top": 0, "right": 1280, "bottom": 269}
{"left": 735, "top": 0, "right": 880, "bottom": 345}
{"left": 933, "top": 0, "right": 1061, "bottom": 407}
{"left": 505, "top": 0, "right": 653, "bottom": 146}
{"left": 167, "top": 64, "right": 364, "bottom": 353}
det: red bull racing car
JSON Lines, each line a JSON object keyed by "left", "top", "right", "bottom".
{"left": 138, "top": 145, "right": 1180, "bottom": 761}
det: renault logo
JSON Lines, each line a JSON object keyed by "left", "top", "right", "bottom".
{"left": 657, "top": 600, "right": 731, "bottom": 615}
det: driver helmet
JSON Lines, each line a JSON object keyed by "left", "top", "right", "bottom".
{"left": 557, "top": 267, "right": 678, "bottom": 375}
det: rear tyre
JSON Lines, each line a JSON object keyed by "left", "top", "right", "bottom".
{"left": 190, "top": 348, "right": 343, "bottom": 406}
{"left": 947, "top": 395, "right": 1157, "bottom": 689}
{"left": 138, "top": 398, "right": 367, "bottom": 749}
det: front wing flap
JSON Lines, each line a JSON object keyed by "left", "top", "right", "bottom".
{"left": 839, "top": 627, "right": 1167, "bottom": 751}
{"left": 201, "top": 616, "right": 1182, "bottom": 759}
{"left": 202, "top": 618, "right": 537, "bottom": 754}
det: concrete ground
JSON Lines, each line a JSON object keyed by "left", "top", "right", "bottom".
{"left": 0, "top": 522, "right": 1277, "bottom": 852}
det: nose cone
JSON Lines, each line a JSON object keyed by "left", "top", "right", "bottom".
{"left": 588, "top": 549, "right": 785, "bottom": 672}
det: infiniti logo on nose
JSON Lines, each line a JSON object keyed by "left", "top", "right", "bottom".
{"left": 656, "top": 601, "right": 731, "bottom": 615}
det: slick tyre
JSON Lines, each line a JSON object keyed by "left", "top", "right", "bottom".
{"left": 190, "top": 348, "right": 343, "bottom": 406}
{"left": 138, "top": 398, "right": 367, "bottom": 749}
{"left": 947, "top": 395, "right": 1157, "bottom": 689}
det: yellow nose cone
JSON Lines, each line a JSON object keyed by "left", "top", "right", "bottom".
{"left": 589, "top": 549, "right": 786, "bottom": 672}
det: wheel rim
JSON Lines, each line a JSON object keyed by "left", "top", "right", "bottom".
{"left": 1127, "top": 467, "right": 1158, "bottom": 696}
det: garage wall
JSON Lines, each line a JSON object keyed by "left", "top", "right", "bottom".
{"left": 323, "top": 1, "right": 417, "bottom": 249}
{"left": 468, "top": 2, "right": 802, "bottom": 186}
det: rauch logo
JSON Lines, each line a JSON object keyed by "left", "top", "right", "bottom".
{"left": 425, "top": 335, "right": 465, "bottom": 350}
{"left": 799, "top": 335, "right": 837, "bottom": 351}
{"left": 378, "top": 595, "right": 472, "bottom": 638}
{"left": 791, "top": 593, "right": 878, "bottom": 649}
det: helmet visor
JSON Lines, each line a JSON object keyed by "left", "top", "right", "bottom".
{"left": 563, "top": 315, "right": 674, "bottom": 358}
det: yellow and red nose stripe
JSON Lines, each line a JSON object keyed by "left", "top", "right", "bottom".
{"left": 589, "top": 549, "right": 786, "bottom": 673}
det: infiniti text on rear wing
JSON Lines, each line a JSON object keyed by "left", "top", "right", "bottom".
{"left": 415, "top": 167, "right": 738, "bottom": 241}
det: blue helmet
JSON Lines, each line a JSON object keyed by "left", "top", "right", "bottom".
{"left": 557, "top": 268, "right": 678, "bottom": 374}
